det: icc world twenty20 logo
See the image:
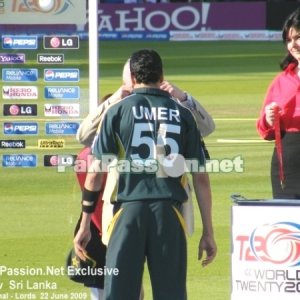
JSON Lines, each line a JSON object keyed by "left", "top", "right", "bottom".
{"left": 21, "top": 0, "right": 74, "bottom": 14}
{"left": 236, "top": 222, "right": 300, "bottom": 267}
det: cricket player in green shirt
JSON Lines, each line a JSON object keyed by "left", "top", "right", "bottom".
{"left": 74, "top": 49, "right": 217, "bottom": 300}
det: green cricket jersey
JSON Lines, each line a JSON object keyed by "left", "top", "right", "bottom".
{"left": 93, "top": 88, "right": 205, "bottom": 202}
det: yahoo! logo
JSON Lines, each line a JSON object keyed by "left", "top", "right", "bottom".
{"left": 236, "top": 222, "right": 300, "bottom": 267}
{"left": 99, "top": 4, "right": 211, "bottom": 32}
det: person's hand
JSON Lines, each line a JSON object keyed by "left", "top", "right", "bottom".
{"left": 109, "top": 84, "right": 133, "bottom": 103}
{"left": 198, "top": 235, "right": 217, "bottom": 267}
{"left": 119, "top": 83, "right": 133, "bottom": 99}
{"left": 73, "top": 226, "right": 91, "bottom": 261}
{"left": 160, "top": 81, "right": 186, "bottom": 101}
{"left": 265, "top": 102, "right": 280, "bottom": 127}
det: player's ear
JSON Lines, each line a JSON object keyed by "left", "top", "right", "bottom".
{"left": 131, "top": 74, "right": 137, "bottom": 85}
{"left": 159, "top": 74, "right": 164, "bottom": 83}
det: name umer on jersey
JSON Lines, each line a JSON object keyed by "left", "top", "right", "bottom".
{"left": 132, "top": 106, "right": 180, "bottom": 122}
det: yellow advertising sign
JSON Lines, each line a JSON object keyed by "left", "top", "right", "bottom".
{"left": 38, "top": 139, "right": 65, "bottom": 148}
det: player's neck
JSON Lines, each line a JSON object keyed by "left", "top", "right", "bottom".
{"left": 134, "top": 83, "right": 160, "bottom": 89}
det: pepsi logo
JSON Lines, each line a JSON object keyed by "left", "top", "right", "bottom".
{"left": 4, "top": 123, "right": 14, "bottom": 133}
{"left": 45, "top": 70, "right": 55, "bottom": 80}
{"left": 3, "top": 37, "right": 13, "bottom": 47}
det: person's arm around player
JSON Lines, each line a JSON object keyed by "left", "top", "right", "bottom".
{"left": 76, "top": 59, "right": 133, "bottom": 146}
{"left": 160, "top": 80, "right": 215, "bottom": 137}
{"left": 76, "top": 84, "right": 132, "bottom": 146}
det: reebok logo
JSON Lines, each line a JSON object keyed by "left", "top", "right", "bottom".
{"left": 0, "top": 140, "right": 25, "bottom": 148}
{"left": 37, "top": 54, "right": 64, "bottom": 64}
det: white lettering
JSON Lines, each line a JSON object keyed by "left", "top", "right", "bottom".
{"left": 116, "top": 8, "right": 145, "bottom": 31}
{"left": 55, "top": 72, "right": 77, "bottom": 79}
{"left": 62, "top": 38, "right": 73, "bottom": 46}
{"left": 14, "top": 125, "right": 36, "bottom": 131}
{"left": 98, "top": 11, "right": 113, "bottom": 31}
{"left": 99, "top": 6, "right": 203, "bottom": 32}
{"left": 48, "top": 87, "right": 75, "bottom": 93}
{"left": 21, "top": 107, "right": 32, "bottom": 114}
{"left": 13, "top": 39, "right": 35, "bottom": 46}
{"left": 132, "top": 106, "right": 180, "bottom": 122}
{"left": 39, "top": 55, "right": 62, "bottom": 62}
{"left": 145, "top": 11, "right": 170, "bottom": 32}
{"left": 172, "top": 6, "right": 199, "bottom": 30}
{"left": 1, "top": 141, "right": 24, "bottom": 147}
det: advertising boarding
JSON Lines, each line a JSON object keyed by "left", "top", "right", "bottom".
{"left": 232, "top": 206, "right": 300, "bottom": 300}
{"left": 0, "top": 1, "right": 90, "bottom": 298}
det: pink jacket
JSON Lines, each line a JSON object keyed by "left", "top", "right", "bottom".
{"left": 257, "top": 63, "right": 300, "bottom": 140}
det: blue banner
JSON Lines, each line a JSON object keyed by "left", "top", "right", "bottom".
{"left": 3, "top": 122, "right": 38, "bottom": 135}
{"left": 44, "top": 86, "right": 80, "bottom": 99}
{"left": 44, "top": 69, "right": 80, "bottom": 82}
{"left": 2, "top": 68, "right": 38, "bottom": 82}
{"left": 2, "top": 154, "right": 37, "bottom": 167}
{"left": 2, "top": 36, "right": 38, "bottom": 49}
{"left": 45, "top": 122, "right": 79, "bottom": 135}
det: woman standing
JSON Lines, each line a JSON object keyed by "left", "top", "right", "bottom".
{"left": 257, "top": 8, "right": 300, "bottom": 199}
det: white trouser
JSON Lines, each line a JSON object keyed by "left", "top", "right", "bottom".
{"left": 90, "top": 288, "right": 104, "bottom": 300}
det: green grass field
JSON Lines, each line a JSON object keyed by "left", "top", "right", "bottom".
{"left": 0, "top": 40, "right": 285, "bottom": 299}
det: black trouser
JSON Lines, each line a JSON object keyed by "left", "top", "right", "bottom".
{"left": 271, "top": 132, "right": 300, "bottom": 199}
{"left": 104, "top": 200, "right": 187, "bottom": 300}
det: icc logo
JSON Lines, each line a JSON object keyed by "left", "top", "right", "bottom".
{"left": 236, "top": 222, "right": 300, "bottom": 267}
{"left": 15, "top": 0, "right": 74, "bottom": 14}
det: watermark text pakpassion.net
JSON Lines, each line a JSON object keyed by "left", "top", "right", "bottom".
{"left": 56, "top": 154, "right": 244, "bottom": 176}
{"left": 0, "top": 265, "right": 119, "bottom": 277}
{"left": 0, "top": 265, "right": 118, "bottom": 295}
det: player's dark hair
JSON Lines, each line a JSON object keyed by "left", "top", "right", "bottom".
{"left": 129, "top": 49, "right": 163, "bottom": 84}
{"left": 280, "top": 8, "right": 300, "bottom": 70}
